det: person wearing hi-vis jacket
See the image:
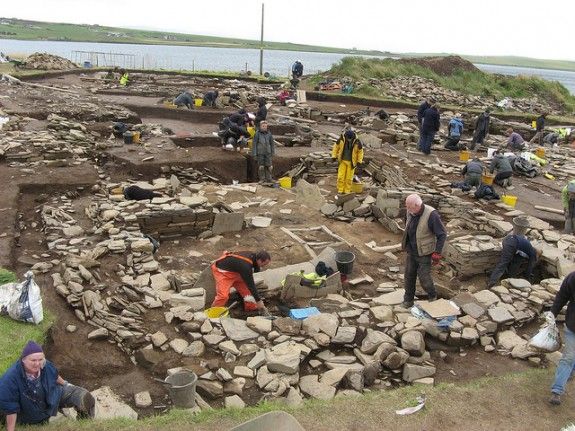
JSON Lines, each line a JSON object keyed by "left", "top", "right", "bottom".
{"left": 331, "top": 129, "right": 364, "bottom": 195}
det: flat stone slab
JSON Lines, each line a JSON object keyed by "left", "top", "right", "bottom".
{"left": 473, "top": 290, "right": 500, "bottom": 307}
{"left": 417, "top": 299, "right": 460, "bottom": 319}
{"left": 299, "top": 375, "right": 336, "bottom": 400}
{"left": 221, "top": 318, "right": 259, "bottom": 341}
{"left": 488, "top": 306, "right": 515, "bottom": 324}
{"left": 92, "top": 386, "right": 138, "bottom": 420}
{"left": 372, "top": 289, "right": 404, "bottom": 306}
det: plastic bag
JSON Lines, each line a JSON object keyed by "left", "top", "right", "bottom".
{"left": 529, "top": 313, "right": 560, "bottom": 352}
{"left": 0, "top": 271, "right": 43, "bottom": 324}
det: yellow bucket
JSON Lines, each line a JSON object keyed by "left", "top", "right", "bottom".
{"left": 279, "top": 177, "right": 292, "bottom": 188}
{"left": 531, "top": 120, "right": 537, "bottom": 129}
{"left": 132, "top": 131, "right": 141, "bottom": 144}
{"left": 163, "top": 101, "right": 177, "bottom": 108}
{"left": 194, "top": 98, "right": 203, "bottom": 107}
{"left": 459, "top": 150, "right": 470, "bottom": 162}
{"left": 501, "top": 195, "right": 518, "bottom": 207}
{"left": 204, "top": 307, "right": 229, "bottom": 318}
{"left": 535, "top": 147, "right": 545, "bottom": 158}
{"left": 351, "top": 182, "right": 364, "bottom": 193}
{"left": 481, "top": 174, "right": 495, "bottom": 185}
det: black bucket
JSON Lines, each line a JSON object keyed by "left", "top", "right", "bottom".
{"left": 123, "top": 131, "right": 134, "bottom": 144}
{"left": 335, "top": 251, "right": 355, "bottom": 275}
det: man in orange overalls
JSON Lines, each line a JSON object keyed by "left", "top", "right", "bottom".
{"left": 211, "top": 250, "right": 271, "bottom": 313}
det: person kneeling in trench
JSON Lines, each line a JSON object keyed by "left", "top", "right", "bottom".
{"left": 0, "top": 341, "right": 95, "bottom": 430}
{"left": 211, "top": 250, "right": 271, "bottom": 314}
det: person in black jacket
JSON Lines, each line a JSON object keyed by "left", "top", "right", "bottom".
{"left": 418, "top": 101, "right": 440, "bottom": 155}
{"left": 255, "top": 97, "right": 267, "bottom": 128}
{"left": 210, "top": 250, "right": 271, "bottom": 313}
{"left": 417, "top": 99, "right": 431, "bottom": 128}
{"left": 203, "top": 90, "right": 219, "bottom": 108}
{"left": 470, "top": 108, "right": 491, "bottom": 150}
{"left": 530, "top": 112, "right": 547, "bottom": 146}
{"left": 548, "top": 270, "right": 575, "bottom": 405}
{"left": 488, "top": 216, "right": 538, "bottom": 287}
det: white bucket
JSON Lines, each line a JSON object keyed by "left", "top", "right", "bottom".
{"left": 487, "top": 148, "right": 497, "bottom": 158}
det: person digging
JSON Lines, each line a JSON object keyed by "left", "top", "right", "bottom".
{"left": 210, "top": 250, "right": 271, "bottom": 315}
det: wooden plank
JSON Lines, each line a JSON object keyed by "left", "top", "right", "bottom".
{"left": 534, "top": 205, "right": 564, "bottom": 215}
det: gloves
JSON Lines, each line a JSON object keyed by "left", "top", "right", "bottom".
{"left": 431, "top": 252, "right": 442, "bottom": 266}
{"left": 543, "top": 311, "right": 555, "bottom": 323}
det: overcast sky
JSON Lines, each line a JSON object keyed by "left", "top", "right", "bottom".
{"left": 2, "top": 0, "right": 575, "bottom": 61}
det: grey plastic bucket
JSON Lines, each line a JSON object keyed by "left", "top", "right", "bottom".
{"left": 335, "top": 251, "right": 355, "bottom": 275}
{"left": 165, "top": 371, "right": 197, "bottom": 408}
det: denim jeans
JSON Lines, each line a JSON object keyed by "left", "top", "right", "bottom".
{"left": 403, "top": 253, "right": 436, "bottom": 303}
{"left": 418, "top": 131, "right": 435, "bottom": 155}
{"left": 551, "top": 325, "right": 575, "bottom": 395}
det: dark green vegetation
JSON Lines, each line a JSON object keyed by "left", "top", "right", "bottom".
{"left": 0, "top": 18, "right": 386, "bottom": 56}
{"left": 316, "top": 57, "right": 575, "bottom": 113}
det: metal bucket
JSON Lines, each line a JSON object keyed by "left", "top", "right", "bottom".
{"left": 165, "top": 371, "right": 197, "bottom": 408}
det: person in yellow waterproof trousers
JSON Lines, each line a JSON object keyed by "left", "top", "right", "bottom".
{"left": 331, "top": 129, "right": 364, "bottom": 194}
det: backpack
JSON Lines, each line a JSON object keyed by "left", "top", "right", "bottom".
{"left": 513, "top": 157, "right": 539, "bottom": 178}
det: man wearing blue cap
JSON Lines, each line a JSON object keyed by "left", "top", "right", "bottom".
{"left": 0, "top": 341, "right": 94, "bottom": 429}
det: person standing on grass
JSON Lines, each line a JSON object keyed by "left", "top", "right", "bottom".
{"left": 470, "top": 108, "right": 491, "bottom": 150}
{"left": 401, "top": 193, "right": 447, "bottom": 308}
{"left": 0, "top": 341, "right": 95, "bottom": 430}
{"left": 548, "top": 270, "right": 575, "bottom": 405}
{"left": 418, "top": 100, "right": 440, "bottom": 155}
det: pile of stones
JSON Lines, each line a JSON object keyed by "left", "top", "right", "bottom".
{"left": 23, "top": 52, "right": 78, "bottom": 70}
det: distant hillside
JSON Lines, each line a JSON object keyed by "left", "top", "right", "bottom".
{"left": 400, "top": 52, "right": 575, "bottom": 73}
{"left": 0, "top": 17, "right": 387, "bottom": 56}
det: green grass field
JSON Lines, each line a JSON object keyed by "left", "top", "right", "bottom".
{"left": 0, "top": 18, "right": 386, "bottom": 56}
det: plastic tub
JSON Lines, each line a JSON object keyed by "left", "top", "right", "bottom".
{"left": 501, "top": 195, "right": 518, "bottom": 207}
{"left": 459, "top": 150, "right": 470, "bottom": 162}
{"left": 165, "top": 371, "right": 197, "bottom": 408}
{"left": 481, "top": 174, "right": 494, "bottom": 185}
{"left": 351, "top": 182, "right": 363, "bottom": 193}
{"left": 194, "top": 98, "right": 203, "bottom": 107}
{"left": 132, "top": 131, "right": 141, "bottom": 144}
{"left": 535, "top": 147, "right": 545, "bottom": 158}
{"left": 123, "top": 131, "right": 133, "bottom": 144}
{"left": 279, "top": 177, "right": 292, "bottom": 188}
{"left": 335, "top": 251, "right": 355, "bottom": 275}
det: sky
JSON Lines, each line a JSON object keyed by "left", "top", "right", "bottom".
{"left": 2, "top": 0, "right": 575, "bottom": 61}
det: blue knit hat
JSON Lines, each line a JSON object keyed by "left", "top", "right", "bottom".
{"left": 344, "top": 129, "right": 355, "bottom": 139}
{"left": 21, "top": 341, "right": 43, "bottom": 359}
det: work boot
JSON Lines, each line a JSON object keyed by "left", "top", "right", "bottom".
{"left": 265, "top": 165, "right": 273, "bottom": 183}
{"left": 401, "top": 301, "right": 414, "bottom": 309}
{"left": 428, "top": 295, "right": 438, "bottom": 302}
{"left": 258, "top": 166, "right": 265, "bottom": 184}
{"left": 549, "top": 393, "right": 561, "bottom": 405}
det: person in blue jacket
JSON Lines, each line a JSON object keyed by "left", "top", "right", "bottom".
{"left": 487, "top": 216, "right": 539, "bottom": 287}
{"left": 292, "top": 60, "right": 303, "bottom": 79}
{"left": 0, "top": 341, "right": 94, "bottom": 430}
{"left": 444, "top": 114, "right": 464, "bottom": 150}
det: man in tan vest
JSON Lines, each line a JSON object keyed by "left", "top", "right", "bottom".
{"left": 401, "top": 193, "right": 447, "bottom": 308}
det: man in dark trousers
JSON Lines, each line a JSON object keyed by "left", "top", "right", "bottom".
{"left": 489, "top": 149, "right": 514, "bottom": 187}
{"left": 401, "top": 193, "right": 447, "bottom": 308}
{"left": 210, "top": 250, "right": 271, "bottom": 313}
{"left": 417, "top": 98, "right": 431, "bottom": 128}
{"left": 418, "top": 101, "right": 440, "bottom": 155}
{"left": 292, "top": 60, "right": 303, "bottom": 79}
{"left": 470, "top": 108, "right": 491, "bottom": 150}
{"left": 530, "top": 112, "right": 547, "bottom": 146}
{"left": 548, "top": 270, "right": 575, "bottom": 405}
{"left": 252, "top": 121, "right": 274, "bottom": 184}
{"left": 203, "top": 90, "right": 219, "bottom": 108}
{"left": 254, "top": 97, "right": 267, "bottom": 128}
{"left": 488, "top": 216, "right": 538, "bottom": 287}
{"left": 461, "top": 157, "right": 484, "bottom": 187}
{"left": 174, "top": 90, "right": 194, "bottom": 109}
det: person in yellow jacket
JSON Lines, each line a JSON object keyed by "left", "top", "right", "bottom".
{"left": 119, "top": 70, "right": 129, "bottom": 86}
{"left": 331, "top": 129, "right": 364, "bottom": 194}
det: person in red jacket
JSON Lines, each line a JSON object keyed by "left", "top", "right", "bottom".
{"left": 211, "top": 250, "right": 271, "bottom": 313}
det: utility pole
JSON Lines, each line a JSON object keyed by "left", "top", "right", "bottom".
{"left": 259, "top": 3, "right": 264, "bottom": 76}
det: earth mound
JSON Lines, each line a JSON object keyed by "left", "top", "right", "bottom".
{"left": 399, "top": 55, "right": 480, "bottom": 76}
{"left": 23, "top": 52, "right": 78, "bottom": 70}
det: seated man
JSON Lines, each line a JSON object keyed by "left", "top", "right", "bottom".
{"left": 506, "top": 127, "right": 526, "bottom": 151}
{"left": 488, "top": 216, "right": 538, "bottom": 287}
{"left": 544, "top": 132, "right": 559, "bottom": 146}
{"left": 203, "top": 90, "right": 219, "bottom": 108}
{"left": 444, "top": 114, "right": 464, "bottom": 150}
{"left": 0, "top": 341, "right": 95, "bottom": 429}
{"left": 174, "top": 91, "right": 194, "bottom": 109}
{"left": 489, "top": 149, "right": 513, "bottom": 187}
{"left": 210, "top": 250, "right": 270, "bottom": 313}
{"left": 461, "top": 157, "right": 483, "bottom": 187}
